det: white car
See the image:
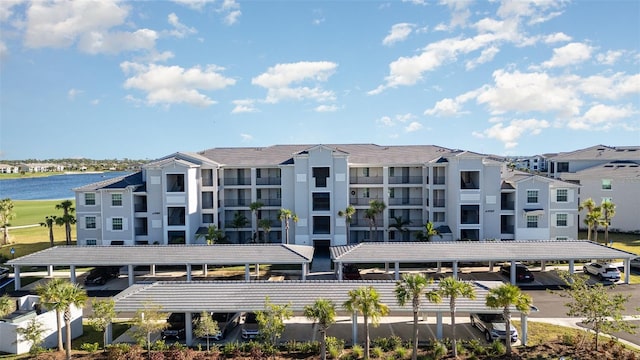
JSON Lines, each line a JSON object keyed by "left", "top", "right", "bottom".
{"left": 583, "top": 262, "right": 621, "bottom": 281}
{"left": 630, "top": 257, "right": 640, "bottom": 269}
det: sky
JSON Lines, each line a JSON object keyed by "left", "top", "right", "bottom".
{"left": 0, "top": 0, "right": 639, "bottom": 161}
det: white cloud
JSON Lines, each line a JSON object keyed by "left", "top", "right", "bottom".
{"left": 167, "top": 13, "right": 197, "bottom": 38}
{"left": 435, "top": 0, "right": 472, "bottom": 31}
{"left": 240, "top": 133, "right": 253, "bottom": 142}
{"left": 219, "top": 0, "right": 241, "bottom": 25}
{"left": 405, "top": 121, "right": 423, "bottom": 132}
{"left": 382, "top": 23, "right": 415, "bottom": 46}
{"left": 377, "top": 113, "right": 415, "bottom": 127}
{"left": 231, "top": 99, "right": 258, "bottom": 114}
{"left": 224, "top": 10, "right": 241, "bottom": 25}
{"left": 578, "top": 73, "right": 640, "bottom": 100}
{"left": 473, "top": 118, "right": 550, "bottom": 149}
{"left": 568, "top": 104, "right": 636, "bottom": 130}
{"left": 425, "top": 98, "right": 463, "bottom": 117}
{"left": 68, "top": 88, "right": 83, "bottom": 100}
{"left": 541, "top": 42, "right": 593, "bottom": 68}
{"left": 476, "top": 70, "right": 583, "bottom": 117}
{"left": 121, "top": 62, "right": 236, "bottom": 107}
{"left": 23, "top": 0, "right": 158, "bottom": 55}
{"left": 252, "top": 61, "right": 338, "bottom": 104}
{"left": 173, "top": 0, "right": 215, "bottom": 11}
{"left": 378, "top": 116, "right": 394, "bottom": 127}
{"left": 544, "top": 32, "right": 572, "bottom": 44}
{"left": 596, "top": 50, "right": 623, "bottom": 65}
{"left": 315, "top": 104, "right": 338, "bottom": 112}
{"left": 0, "top": 0, "right": 24, "bottom": 22}
{"left": 466, "top": 46, "right": 499, "bottom": 70}
{"left": 91, "top": 99, "right": 100, "bottom": 105}
{"left": 0, "top": 41, "right": 8, "bottom": 58}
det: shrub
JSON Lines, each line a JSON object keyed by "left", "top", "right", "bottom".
{"left": 489, "top": 340, "right": 505, "bottom": 356}
{"left": 222, "top": 341, "right": 241, "bottom": 358}
{"left": 152, "top": 340, "right": 169, "bottom": 351}
{"left": 560, "top": 332, "right": 575, "bottom": 346}
{"left": 107, "top": 343, "right": 132, "bottom": 360}
{"left": 351, "top": 344, "right": 364, "bottom": 359}
{"left": 394, "top": 345, "right": 408, "bottom": 359}
{"left": 81, "top": 342, "right": 100, "bottom": 353}
{"left": 431, "top": 341, "right": 447, "bottom": 360}
{"left": 370, "top": 346, "right": 384, "bottom": 359}
{"left": 326, "top": 337, "right": 344, "bottom": 359}
{"left": 373, "top": 335, "right": 403, "bottom": 352}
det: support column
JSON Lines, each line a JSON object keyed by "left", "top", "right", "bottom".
{"left": 488, "top": 261, "right": 493, "bottom": 272}
{"left": 69, "top": 265, "right": 76, "bottom": 284}
{"left": 394, "top": 262, "right": 400, "bottom": 280}
{"left": 301, "top": 263, "right": 307, "bottom": 281}
{"left": 352, "top": 312, "right": 358, "bottom": 346}
{"left": 185, "top": 311, "right": 193, "bottom": 346}
{"left": 186, "top": 264, "right": 192, "bottom": 282}
{"left": 13, "top": 266, "right": 21, "bottom": 290}
{"left": 510, "top": 260, "right": 516, "bottom": 284}
{"left": 203, "top": 265, "right": 208, "bottom": 276}
{"left": 568, "top": 260, "right": 575, "bottom": 275}
{"left": 338, "top": 263, "right": 343, "bottom": 281}
{"left": 540, "top": 260, "right": 546, "bottom": 271}
{"left": 452, "top": 261, "right": 458, "bottom": 279}
{"left": 151, "top": 264, "right": 156, "bottom": 276}
{"left": 47, "top": 265, "right": 53, "bottom": 277}
{"left": 520, "top": 313, "right": 528, "bottom": 346}
{"left": 436, "top": 312, "right": 443, "bottom": 340}
{"left": 255, "top": 264, "right": 260, "bottom": 277}
{"left": 624, "top": 259, "right": 630, "bottom": 284}
{"left": 128, "top": 265, "right": 135, "bottom": 287}
{"left": 436, "top": 261, "right": 442, "bottom": 273}
{"left": 105, "top": 323, "right": 113, "bottom": 345}
{"left": 245, "top": 264, "right": 250, "bottom": 281}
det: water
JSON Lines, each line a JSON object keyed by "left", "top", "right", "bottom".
{"left": 0, "top": 172, "right": 132, "bottom": 200}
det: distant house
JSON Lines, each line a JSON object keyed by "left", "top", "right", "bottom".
{"left": 0, "top": 295, "right": 83, "bottom": 355}
{"left": 18, "top": 163, "right": 65, "bottom": 173}
{"left": 0, "top": 164, "right": 20, "bottom": 174}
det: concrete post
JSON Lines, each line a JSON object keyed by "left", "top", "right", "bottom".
{"left": 203, "top": 264, "right": 208, "bottom": 276}
{"left": 245, "top": 264, "right": 250, "bottom": 281}
{"left": 568, "top": 259, "right": 575, "bottom": 275}
{"left": 452, "top": 261, "right": 458, "bottom": 279}
{"left": 47, "top": 265, "right": 53, "bottom": 277}
{"left": 436, "top": 312, "right": 443, "bottom": 339}
{"left": 69, "top": 265, "right": 76, "bottom": 284}
{"left": 302, "top": 263, "right": 307, "bottom": 281}
{"left": 185, "top": 311, "right": 193, "bottom": 346}
{"left": 151, "top": 264, "right": 156, "bottom": 276}
{"left": 394, "top": 262, "right": 400, "bottom": 280}
{"left": 186, "top": 264, "right": 192, "bottom": 282}
{"left": 106, "top": 323, "right": 113, "bottom": 345}
{"left": 520, "top": 312, "right": 528, "bottom": 346}
{"left": 13, "top": 266, "right": 21, "bottom": 290}
{"left": 128, "top": 265, "right": 134, "bottom": 286}
{"left": 511, "top": 260, "right": 516, "bottom": 284}
{"left": 352, "top": 312, "right": 358, "bottom": 346}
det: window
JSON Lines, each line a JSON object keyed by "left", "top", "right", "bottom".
{"left": 112, "top": 218, "right": 123, "bottom": 231}
{"left": 313, "top": 167, "right": 330, "bottom": 187}
{"left": 526, "top": 215, "right": 538, "bottom": 228}
{"left": 460, "top": 205, "right": 480, "bottom": 224}
{"left": 168, "top": 207, "right": 186, "bottom": 226}
{"left": 168, "top": 231, "right": 186, "bottom": 244}
{"left": 556, "top": 236, "right": 568, "bottom": 240}
{"left": 111, "top": 193, "right": 122, "bottom": 207}
{"left": 167, "top": 174, "right": 185, "bottom": 192}
{"left": 202, "top": 214, "right": 214, "bottom": 224}
{"left": 313, "top": 216, "right": 330, "bottom": 234}
{"left": 86, "top": 239, "right": 97, "bottom": 246}
{"left": 526, "top": 190, "right": 538, "bottom": 204}
{"left": 557, "top": 162, "right": 569, "bottom": 172}
{"left": 433, "top": 212, "right": 445, "bottom": 222}
{"left": 363, "top": 188, "right": 370, "bottom": 198}
{"left": 202, "top": 192, "right": 214, "bottom": 209}
{"left": 202, "top": 169, "right": 214, "bottom": 187}
{"left": 388, "top": 188, "right": 395, "bottom": 198}
{"left": 363, "top": 167, "right": 369, "bottom": 177}
{"left": 312, "top": 193, "right": 330, "bottom": 211}
{"left": 460, "top": 171, "right": 480, "bottom": 189}
{"left": 556, "top": 213, "right": 567, "bottom": 227}
{"left": 85, "top": 193, "right": 96, "bottom": 206}
{"left": 86, "top": 216, "right": 96, "bottom": 229}
{"left": 602, "top": 179, "right": 612, "bottom": 190}
{"left": 556, "top": 189, "right": 568, "bottom": 202}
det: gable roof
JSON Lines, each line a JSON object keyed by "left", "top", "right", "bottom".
{"left": 73, "top": 172, "right": 143, "bottom": 192}
{"left": 549, "top": 145, "right": 640, "bottom": 161}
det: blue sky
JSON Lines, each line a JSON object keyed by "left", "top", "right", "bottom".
{"left": 1, "top": 0, "right": 638, "bottom": 160}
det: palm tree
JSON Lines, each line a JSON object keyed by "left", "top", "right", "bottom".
{"left": 343, "top": 286, "right": 389, "bottom": 359}
{"left": 278, "top": 208, "right": 298, "bottom": 244}
{"left": 40, "top": 215, "right": 58, "bottom": 247}
{"left": 249, "top": 202, "right": 264, "bottom": 243}
{"left": 395, "top": 274, "right": 442, "bottom": 360}
{"left": 589, "top": 206, "right": 603, "bottom": 243}
{"left": 37, "top": 278, "right": 87, "bottom": 359}
{"left": 486, "top": 283, "right": 532, "bottom": 356}
{"left": 389, "top": 215, "right": 411, "bottom": 241}
{"left": 304, "top": 299, "right": 337, "bottom": 360}
{"left": 600, "top": 200, "right": 616, "bottom": 246}
{"left": 0, "top": 198, "right": 16, "bottom": 246}
{"left": 415, "top": 221, "right": 440, "bottom": 242}
{"left": 231, "top": 211, "right": 249, "bottom": 242}
{"left": 258, "top": 218, "right": 272, "bottom": 243}
{"left": 338, "top": 205, "right": 356, "bottom": 244}
{"left": 579, "top": 198, "right": 597, "bottom": 241}
{"left": 55, "top": 200, "right": 76, "bottom": 245}
{"left": 365, "top": 200, "right": 386, "bottom": 241}
{"left": 196, "top": 224, "right": 224, "bottom": 245}
{"left": 438, "top": 276, "right": 476, "bottom": 358}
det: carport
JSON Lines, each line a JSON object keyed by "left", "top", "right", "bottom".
{"left": 331, "top": 240, "right": 637, "bottom": 284}
{"left": 6, "top": 244, "right": 314, "bottom": 290}
{"left": 112, "top": 280, "right": 532, "bottom": 347}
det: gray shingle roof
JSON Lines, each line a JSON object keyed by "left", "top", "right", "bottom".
{"left": 112, "top": 280, "right": 510, "bottom": 314}
{"left": 330, "top": 241, "right": 637, "bottom": 263}
{"left": 549, "top": 145, "right": 640, "bottom": 161}
{"left": 72, "top": 172, "right": 142, "bottom": 191}
{"left": 6, "top": 244, "right": 314, "bottom": 267}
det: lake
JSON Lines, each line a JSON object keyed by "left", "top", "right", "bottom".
{"left": 0, "top": 172, "right": 132, "bottom": 200}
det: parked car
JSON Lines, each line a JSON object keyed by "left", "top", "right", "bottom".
{"left": 630, "top": 257, "right": 640, "bottom": 269}
{"left": 500, "top": 263, "right": 535, "bottom": 282}
{"left": 342, "top": 264, "right": 361, "bottom": 280}
{"left": 583, "top": 262, "right": 621, "bottom": 281}
{"left": 0, "top": 267, "right": 10, "bottom": 280}
{"left": 470, "top": 313, "right": 518, "bottom": 343}
{"left": 84, "top": 266, "right": 120, "bottom": 286}
{"left": 209, "top": 312, "right": 242, "bottom": 340}
{"left": 162, "top": 312, "right": 203, "bottom": 340}
{"left": 241, "top": 312, "right": 260, "bottom": 340}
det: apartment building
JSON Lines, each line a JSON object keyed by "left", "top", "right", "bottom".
{"left": 74, "top": 144, "right": 579, "bottom": 248}
{"left": 545, "top": 145, "right": 640, "bottom": 233}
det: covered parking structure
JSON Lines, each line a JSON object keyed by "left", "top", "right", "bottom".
{"left": 6, "top": 244, "right": 314, "bottom": 290}
{"left": 331, "top": 240, "right": 638, "bottom": 284}
{"left": 112, "top": 280, "right": 532, "bottom": 347}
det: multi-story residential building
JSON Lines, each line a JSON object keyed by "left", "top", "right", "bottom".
{"left": 74, "top": 144, "right": 579, "bottom": 248}
{"left": 545, "top": 145, "right": 640, "bottom": 233}
{"left": 0, "top": 164, "right": 20, "bottom": 174}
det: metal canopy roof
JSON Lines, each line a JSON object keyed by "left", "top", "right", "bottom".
{"left": 330, "top": 241, "right": 637, "bottom": 263}
{"left": 113, "top": 280, "right": 518, "bottom": 315}
{"left": 6, "top": 244, "right": 314, "bottom": 267}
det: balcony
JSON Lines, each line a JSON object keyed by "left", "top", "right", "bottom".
{"left": 433, "top": 176, "right": 446, "bottom": 185}
{"left": 388, "top": 176, "right": 423, "bottom": 184}
{"left": 350, "top": 197, "right": 384, "bottom": 206}
{"left": 501, "top": 201, "right": 515, "bottom": 210}
{"left": 432, "top": 199, "right": 445, "bottom": 207}
{"left": 135, "top": 227, "right": 148, "bottom": 236}
{"left": 224, "top": 177, "right": 251, "bottom": 186}
{"left": 256, "top": 177, "right": 281, "bottom": 185}
{"left": 388, "top": 197, "right": 423, "bottom": 206}
{"left": 350, "top": 176, "right": 383, "bottom": 184}
{"left": 257, "top": 198, "right": 282, "bottom": 207}
{"left": 501, "top": 225, "right": 514, "bottom": 234}
{"left": 134, "top": 203, "right": 147, "bottom": 212}
{"left": 224, "top": 198, "right": 252, "bottom": 207}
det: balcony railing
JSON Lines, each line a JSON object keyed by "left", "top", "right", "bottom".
{"left": 134, "top": 204, "right": 147, "bottom": 212}
{"left": 388, "top": 176, "right": 423, "bottom": 184}
{"left": 257, "top": 198, "right": 282, "bottom": 206}
{"left": 135, "top": 227, "right": 148, "bottom": 236}
{"left": 224, "top": 198, "right": 252, "bottom": 207}
{"left": 350, "top": 176, "right": 383, "bottom": 184}
{"left": 256, "top": 177, "right": 281, "bottom": 185}
{"left": 224, "top": 177, "right": 252, "bottom": 186}
{"left": 433, "top": 176, "right": 446, "bottom": 185}
{"left": 501, "top": 225, "right": 514, "bottom": 234}
{"left": 350, "top": 197, "right": 384, "bottom": 206}
{"left": 501, "top": 201, "right": 515, "bottom": 210}
{"left": 388, "top": 197, "right": 423, "bottom": 206}
{"left": 432, "top": 199, "right": 445, "bottom": 207}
